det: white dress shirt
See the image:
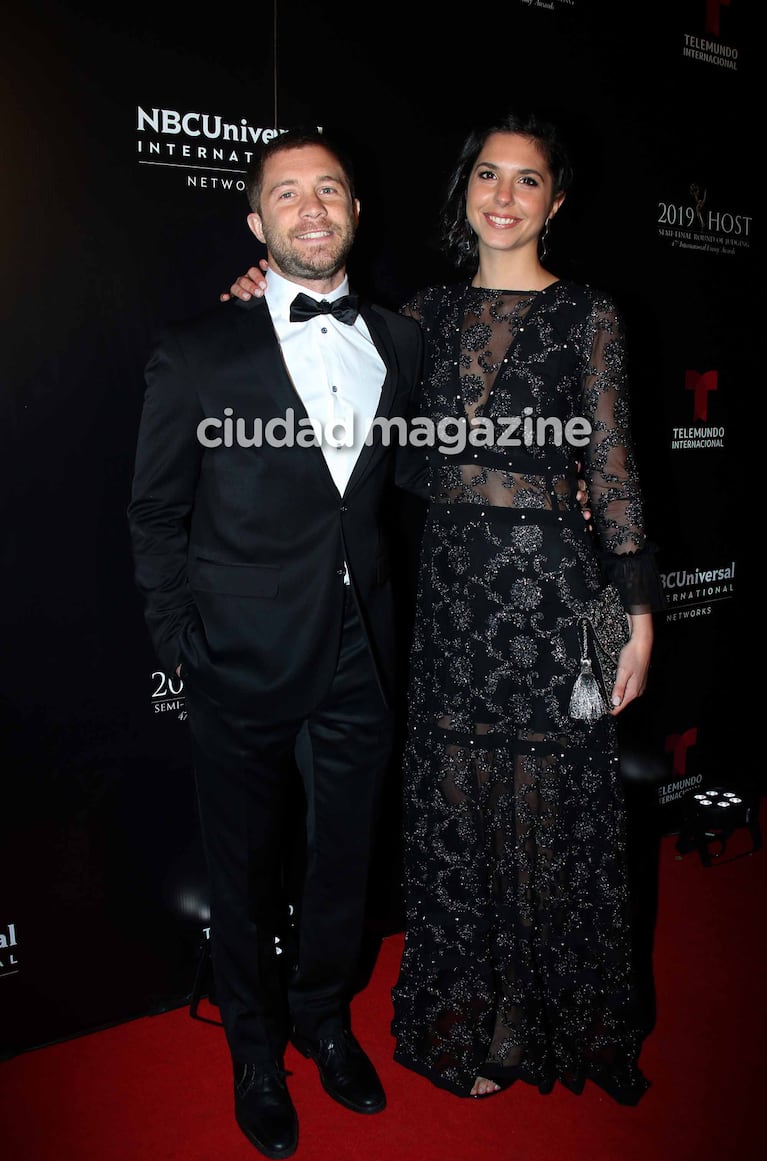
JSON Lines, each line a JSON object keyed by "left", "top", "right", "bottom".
{"left": 264, "top": 268, "right": 385, "bottom": 498}
{"left": 264, "top": 268, "right": 386, "bottom": 584}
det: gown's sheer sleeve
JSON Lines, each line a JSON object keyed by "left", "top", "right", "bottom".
{"left": 580, "top": 295, "right": 666, "bottom": 615}
{"left": 399, "top": 290, "right": 427, "bottom": 326}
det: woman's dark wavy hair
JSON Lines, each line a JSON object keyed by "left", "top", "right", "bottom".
{"left": 441, "top": 111, "right": 574, "bottom": 271}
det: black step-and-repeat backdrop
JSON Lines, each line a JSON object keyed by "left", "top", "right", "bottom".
{"left": 1, "top": 0, "right": 754, "bottom": 1056}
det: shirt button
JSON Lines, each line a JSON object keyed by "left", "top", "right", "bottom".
{"left": 321, "top": 326, "right": 328, "bottom": 334}
{"left": 331, "top": 385, "right": 337, "bottom": 393}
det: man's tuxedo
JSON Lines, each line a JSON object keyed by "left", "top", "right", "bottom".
{"left": 128, "top": 292, "right": 424, "bottom": 1064}
{"left": 129, "top": 294, "right": 423, "bottom": 720}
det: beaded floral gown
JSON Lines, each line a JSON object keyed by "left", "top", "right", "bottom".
{"left": 390, "top": 279, "right": 664, "bottom": 1105}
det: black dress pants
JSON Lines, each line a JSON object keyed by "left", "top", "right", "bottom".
{"left": 185, "top": 588, "right": 394, "bottom": 1065}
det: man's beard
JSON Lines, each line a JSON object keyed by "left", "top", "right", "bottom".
{"left": 264, "top": 221, "right": 356, "bottom": 281}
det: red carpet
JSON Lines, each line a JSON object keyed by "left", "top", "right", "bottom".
{"left": 1, "top": 818, "right": 765, "bottom": 1161}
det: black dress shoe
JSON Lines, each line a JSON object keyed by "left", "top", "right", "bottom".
{"left": 233, "top": 1061, "right": 298, "bottom": 1159}
{"left": 291, "top": 1027, "right": 386, "bottom": 1114}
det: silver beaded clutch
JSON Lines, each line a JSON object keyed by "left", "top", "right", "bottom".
{"left": 569, "top": 584, "right": 631, "bottom": 722}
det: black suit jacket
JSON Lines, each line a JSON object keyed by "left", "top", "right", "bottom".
{"left": 128, "top": 294, "right": 425, "bottom": 721}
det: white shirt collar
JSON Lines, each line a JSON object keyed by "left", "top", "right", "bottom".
{"left": 265, "top": 267, "right": 352, "bottom": 322}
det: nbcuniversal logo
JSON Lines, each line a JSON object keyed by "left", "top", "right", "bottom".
{"left": 135, "top": 107, "right": 319, "bottom": 192}
{"left": 0, "top": 922, "right": 19, "bottom": 977}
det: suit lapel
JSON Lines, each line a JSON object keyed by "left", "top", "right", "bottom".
{"left": 231, "top": 297, "right": 340, "bottom": 497}
{"left": 232, "top": 296, "right": 307, "bottom": 415}
{"left": 344, "top": 301, "right": 400, "bottom": 495}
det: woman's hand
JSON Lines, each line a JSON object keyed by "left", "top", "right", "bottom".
{"left": 575, "top": 479, "right": 591, "bottom": 525}
{"left": 574, "top": 461, "right": 592, "bottom": 526}
{"left": 609, "top": 612, "right": 653, "bottom": 715}
{"left": 220, "top": 259, "right": 269, "bottom": 302}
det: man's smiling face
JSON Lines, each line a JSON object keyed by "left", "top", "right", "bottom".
{"left": 247, "top": 143, "right": 359, "bottom": 289}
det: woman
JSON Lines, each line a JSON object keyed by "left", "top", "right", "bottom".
{"left": 386, "top": 111, "right": 665, "bottom": 1105}
{"left": 225, "top": 111, "right": 664, "bottom": 1105}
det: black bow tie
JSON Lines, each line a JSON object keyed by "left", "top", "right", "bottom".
{"left": 289, "top": 292, "right": 360, "bottom": 325}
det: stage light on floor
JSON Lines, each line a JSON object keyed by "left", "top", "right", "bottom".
{"left": 675, "top": 785, "right": 763, "bottom": 866}
{"left": 693, "top": 790, "right": 742, "bottom": 808}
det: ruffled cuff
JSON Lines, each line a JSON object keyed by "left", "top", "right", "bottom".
{"left": 599, "top": 543, "right": 667, "bottom": 615}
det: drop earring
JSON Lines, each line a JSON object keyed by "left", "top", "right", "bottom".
{"left": 539, "top": 217, "right": 551, "bottom": 261}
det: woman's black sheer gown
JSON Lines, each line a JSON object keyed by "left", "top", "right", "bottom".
{"left": 390, "top": 280, "right": 665, "bottom": 1104}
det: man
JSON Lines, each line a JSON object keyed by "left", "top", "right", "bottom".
{"left": 128, "top": 127, "right": 424, "bottom": 1159}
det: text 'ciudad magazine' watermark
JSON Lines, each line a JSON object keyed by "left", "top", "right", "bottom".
{"left": 197, "top": 408, "right": 592, "bottom": 455}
